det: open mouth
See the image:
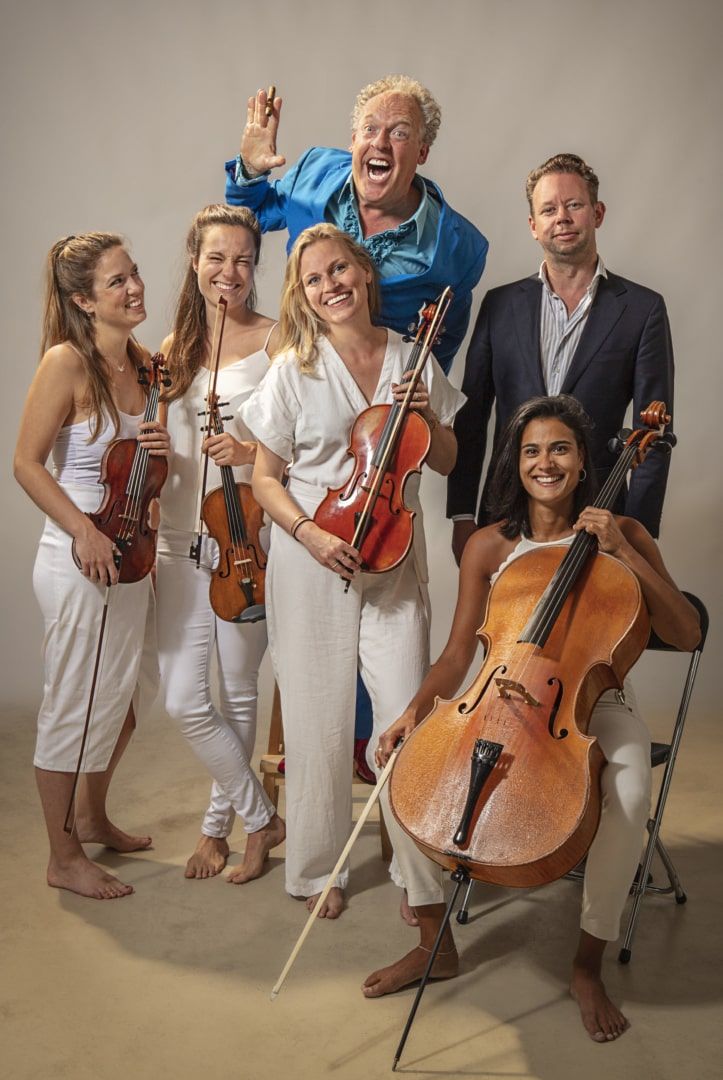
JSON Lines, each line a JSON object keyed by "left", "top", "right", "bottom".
{"left": 366, "top": 158, "right": 391, "bottom": 181}
{"left": 533, "top": 474, "right": 564, "bottom": 487}
{"left": 213, "top": 281, "right": 239, "bottom": 293}
{"left": 126, "top": 298, "right": 144, "bottom": 309}
{"left": 326, "top": 291, "right": 352, "bottom": 308}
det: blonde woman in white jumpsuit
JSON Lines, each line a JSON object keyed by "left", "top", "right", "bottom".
{"left": 376, "top": 395, "right": 700, "bottom": 1027}
{"left": 244, "top": 225, "right": 465, "bottom": 986}
{"left": 14, "top": 233, "right": 170, "bottom": 900}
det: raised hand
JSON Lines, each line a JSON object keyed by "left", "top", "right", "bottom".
{"left": 240, "top": 88, "right": 286, "bottom": 178}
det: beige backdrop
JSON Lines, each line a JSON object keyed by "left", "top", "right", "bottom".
{"left": 1, "top": 0, "right": 720, "bottom": 717}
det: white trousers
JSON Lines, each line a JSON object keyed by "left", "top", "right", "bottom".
{"left": 33, "top": 482, "right": 157, "bottom": 772}
{"left": 582, "top": 681, "right": 652, "bottom": 940}
{"left": 268, "top": 522, "right": 445, "bottom": 905}
{"left": 156, "top": 529, "right": 274, "bottom": 836}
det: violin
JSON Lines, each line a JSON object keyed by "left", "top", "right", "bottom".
{"left": 389, "top": 403, "right": 675, "bottom": 888}
{"left": 189, "top": 293, "right": 266, "bottom": 623}
{"left": 201, "top": 394, "right": 266, "bottom": 623}
{"left": 313, "top": 288, "right": 453, "bottom": 583}
{"left": 72, "top": 354, "right": 170, "bottom": 583}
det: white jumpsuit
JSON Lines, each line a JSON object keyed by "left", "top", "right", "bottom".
{"left": 156, "top": 339, "right": 275, "bottom": 838}
{"left": 491, "top": 534, "right": 652, "bottom": 940}
{"left": 33, "top": 411, "right": 157, "bottom": 772}
{"left": 241, "top": 331, "right": 465, "bottom": 900}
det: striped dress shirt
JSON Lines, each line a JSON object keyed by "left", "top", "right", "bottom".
{"left": 539, "top": 258, "right": 607, "bottom": 395}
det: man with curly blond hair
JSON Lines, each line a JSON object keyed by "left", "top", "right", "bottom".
{"left": 225, "top": 75, "right": 488, "bottom": 374}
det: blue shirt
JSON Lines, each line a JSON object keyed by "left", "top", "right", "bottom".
{"left": 226, "top": 147, "right": 489, "bottom": 373}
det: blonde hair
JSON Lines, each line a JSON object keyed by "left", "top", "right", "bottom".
{"left": 42, "top": 232, "right": 144, "bottom": 442}
{"left": 275, "top": 224, "right": 381, "bottom": 374}
{"left": 165, "top": 205, "right": 262, "bottom": 401}
{"left": 351, "top": 75, "right": 441, "bottom": 147}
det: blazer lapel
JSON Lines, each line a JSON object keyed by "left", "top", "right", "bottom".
{"left": 562, "top": 274, "right": 627, "bottom": 393}
{"left": 513, "top": 277, "right": 546, "bottom": 395}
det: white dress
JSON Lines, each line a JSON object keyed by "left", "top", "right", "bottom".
{"left": 492, "top": 533, "right": 652, "bottom": 940}
{"left": 241, "top": 330, "right": 466, "bottom": 900}
{"left": 33, "top": 410, "right": 157, "bottom": 772}
{"left": 156, "top": 336, "right": 275, "bottom": 838}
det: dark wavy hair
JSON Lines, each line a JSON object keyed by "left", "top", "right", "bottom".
{"left": 486, "top": 395, "right": 598, "bottom": 539}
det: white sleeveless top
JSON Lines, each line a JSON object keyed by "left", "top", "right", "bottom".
{"left": 490, "top": 532, "right": 575, "bottom": 585}
{"left": 53, "top": 410, "right": 145, "bottom": 486}
{"left": 159, "top": 334, "right": 273, "bottom": 533}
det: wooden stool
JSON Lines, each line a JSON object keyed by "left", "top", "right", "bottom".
{"left": 260, "top": 684, "right": 393, "bottom": 862}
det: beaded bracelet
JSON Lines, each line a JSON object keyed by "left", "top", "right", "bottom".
{"left": 290, "top": 514, "right": 312, "bottom": 541}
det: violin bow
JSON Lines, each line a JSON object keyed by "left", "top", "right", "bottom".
{"left": 190, "top": 295, "right": 228, "bottom": 565}
{"left": 63, "top": 561, "right": 119, "bottom": 833}
{"left": 270, "top": 744, "right": 401, "bottom": 999}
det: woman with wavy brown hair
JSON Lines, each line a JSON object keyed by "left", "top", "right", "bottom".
{"left": 156, "top": 205, "right": 285, "bottom": 884}
{"left": 14, "top": 232, "right": 169, "bottom": 900}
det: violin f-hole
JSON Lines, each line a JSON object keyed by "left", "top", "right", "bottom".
{"left": 453, "top": 738, "right": 504, "bottom": 848}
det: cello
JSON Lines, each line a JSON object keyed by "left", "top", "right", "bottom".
{"left": 389, "top": 402, "right": 675, "bottom": 888}
{"left": 313, "top": 287, "right": 453, "bottom": 585}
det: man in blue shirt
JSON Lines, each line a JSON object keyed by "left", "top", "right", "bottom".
{"left": 225, "top": 75, "right": 488, "bottom": 374}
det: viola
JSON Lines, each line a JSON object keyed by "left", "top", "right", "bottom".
{"left": 313, "top": 288, "right": 453, "bottom": 583}
{"left": 388, "top": 403, "right": 675, "bottom": 888}
{"left": 72, "top": 355, "right": 170, "bottom": 583}
{"left": 201, "top": 395, "right": 266, "bottom": 623}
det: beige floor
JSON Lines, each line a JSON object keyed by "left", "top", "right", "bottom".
{"left": 1, "top": 694, "right": 721, "bottom": 1080}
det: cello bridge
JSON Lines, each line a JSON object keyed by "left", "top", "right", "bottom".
{"left": 495, "top": 677, "right": 541, "bottom": 707}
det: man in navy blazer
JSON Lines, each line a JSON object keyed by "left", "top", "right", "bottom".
{"left": 448, "top": 153, "right": 674, "bottom": 562}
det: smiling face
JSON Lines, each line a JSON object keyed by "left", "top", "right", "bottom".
{"left": 528, "top": 172, "right": 605, "bottom": 265}
{"left": 519, "top": 416, "right": 584, "bottom": 508}
{"left": 193, "top": 224, "right": 258, "bottom": 315}
{"left": 299, "top": 237, "right": 373, "bottom": 329}
{"left": 74, "top": 245, "right": 146, "bottom": 330}
{"left": 350, "top": 91, "right": 429, "bottom": 212}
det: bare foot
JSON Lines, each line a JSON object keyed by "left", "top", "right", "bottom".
{"left": 185, "top": 835, "right": 230, "bottom": 879}
{"left": 304, "top": 886, "right": 345, "bottom": 919}
{"left": 363, "top": 943, "right": 459, "bottom": 997}
{"left": 400, "top": 889, "right": 419, "bottom": 926}
{"left": 570, "top": 965, "right": 630, "bottom": 1042}
{"left": 75, "top": 817, "right": 152, "bottom": 852}
{"left": 47, "top": 854, "right": 134, "bottom": 899}
{"left": 227, "top": 815, "right": 286, "bottom": 884}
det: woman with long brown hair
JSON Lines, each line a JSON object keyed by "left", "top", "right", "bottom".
{"left": 14, "top": 233, "right": 169, "bottom": 899}
{"left": 156, "top": 205, "right": 284, "bottom": 884}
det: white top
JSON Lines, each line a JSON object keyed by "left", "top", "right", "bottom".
{"left": 490, "top": 531, "right": 575, "bottom": 585}
{"left": 53, "top": 410, "right": 144, "bottom": 486}
{"left": 160, "top": 340, "right": 272, "bottom": 533}
{"left": 240, "top": 330, "right": 465, "bottom": 581}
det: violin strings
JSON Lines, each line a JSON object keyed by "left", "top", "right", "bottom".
{"left": 354, "top": 296, "right": 450, "bottom": 550}
{"left": 119, "top": 380, "right": 159, "bottom": 543}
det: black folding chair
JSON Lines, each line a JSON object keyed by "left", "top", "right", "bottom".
{"left": 454, "top": 592, "right": 709, "bottom": 966}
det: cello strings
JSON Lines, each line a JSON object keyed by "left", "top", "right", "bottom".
{"left": 501, "top": 440, "right": 641, "bottom": 694}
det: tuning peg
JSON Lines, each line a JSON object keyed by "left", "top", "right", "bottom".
{"left": 222, "top": 414, "right": 233, "bottom": 422}
{"left": 162, "top": 376, "right": 172, "bottom": 387}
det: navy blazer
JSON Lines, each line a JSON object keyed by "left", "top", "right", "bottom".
{"left": 447, "top": 271, "right": 674, "bottom": 537}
